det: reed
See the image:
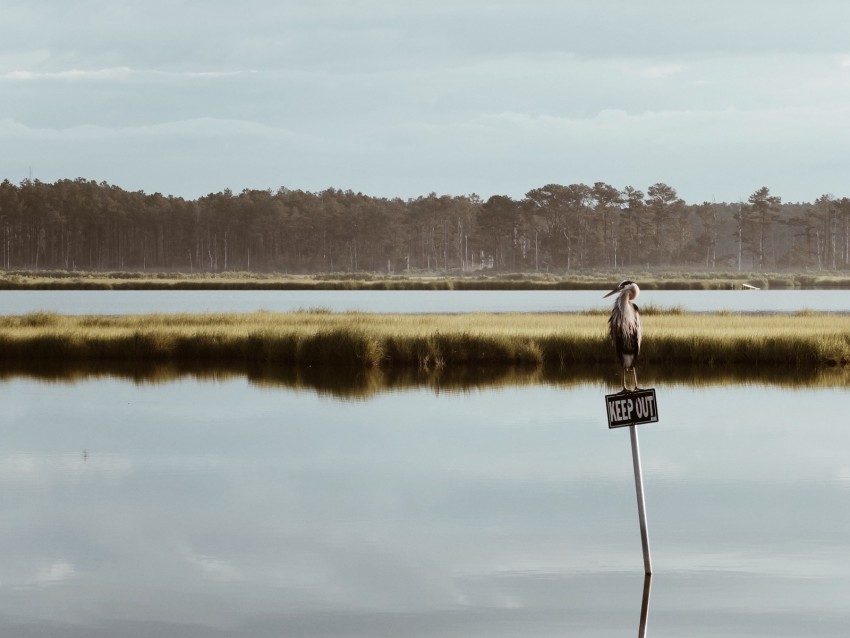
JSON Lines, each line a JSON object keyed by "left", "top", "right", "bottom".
{"left": 1, "top": 311, "right": 849, "bottom": 372}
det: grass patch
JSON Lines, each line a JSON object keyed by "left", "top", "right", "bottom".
{"left": 1, "top": 311, "right": 849, "bottom": 373}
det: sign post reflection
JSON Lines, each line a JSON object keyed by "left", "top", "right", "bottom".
{"left": 638, "top": 574, "right": 652, "bottom": 638}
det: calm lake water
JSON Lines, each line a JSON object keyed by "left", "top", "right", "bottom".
{"left": 2, "top": 376, "right": 850, "bottom": 636}
{"left": 1, "top": 288, "right": 850, "bottom": 315}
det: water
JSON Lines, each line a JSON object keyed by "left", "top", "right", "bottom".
{"left": 2, "top": 376, "right": 850, "bottom": 636}
{"left": 2, "top": 288, "right": 850, "bottom": 315}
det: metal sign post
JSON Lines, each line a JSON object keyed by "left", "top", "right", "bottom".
{"left": 630, "top": 424, "right": 652, "bottom": 575}
{"left": 605, "top": 388, "right": 658, "bottom": 575}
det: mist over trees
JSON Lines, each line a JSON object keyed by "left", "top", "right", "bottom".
{"left": 1, "top": 177, "right": 848, "bottom": 273}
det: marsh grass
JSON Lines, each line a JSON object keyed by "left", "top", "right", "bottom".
{"left": 1, "top": 311, "right": 849, "bottom": 375}
{"left": 4, "top": 269, "right": 850, "bottom": 290}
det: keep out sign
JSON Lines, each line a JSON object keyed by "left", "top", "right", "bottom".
{"left": 605, "top": 388, "right": 659, "bottom": 429}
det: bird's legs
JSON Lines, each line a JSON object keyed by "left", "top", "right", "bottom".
{"left": 622, "top": 366, "right": 641, "bottom": 392}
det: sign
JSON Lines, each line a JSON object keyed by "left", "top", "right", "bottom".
{"left": 605, "top": 388, "right": 659, "bottom": 429}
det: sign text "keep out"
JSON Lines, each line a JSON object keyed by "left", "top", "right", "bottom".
{"left": 605, "top": 389, "right": 659, "bottom": 429}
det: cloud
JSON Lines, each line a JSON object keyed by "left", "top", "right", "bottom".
{"left": 0, "top": 116, "right": 307, "bottom": 142}
{"left": 0, "top": 117, "right": 331, "bottom": 196}
{"left": 2, "top": 67, "right": 134, "bottom": 81}
{"left": 4, "top": 95, "right": 850, "bottom": 203}
{"left": 0, "top": 67, "right": 257, "bottom": 82}
{"left": 36, "top": 560, "right": 76, "bottom": 586}
{"left": 185, "top": 551, "right": 243, "bottom": 582}
{"left": 6, "top": 1, "right": 850, "bottom": 77}
{"left": 637, "top": 63, "right": 688, "bottom": 79}
{"left": 3, "top": 2, "right": 850, "bottom": 202}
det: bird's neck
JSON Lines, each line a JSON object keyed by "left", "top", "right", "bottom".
{"left": 614, "top": 295, "right": 637, "bottom": 323}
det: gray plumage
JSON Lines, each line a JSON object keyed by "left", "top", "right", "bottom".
{"left": 604, "top": 280, "right": 642, "bottom": 390}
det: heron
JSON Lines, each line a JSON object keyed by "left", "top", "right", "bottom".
{"left": 603, "top": 280, "right": 642, "bottom": 391}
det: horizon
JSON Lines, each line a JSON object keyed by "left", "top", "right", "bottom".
{"left": 4, "top": 174, "right": 841, "bottom": 207}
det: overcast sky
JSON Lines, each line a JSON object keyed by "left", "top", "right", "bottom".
{"left": 2, "top": 0, "right": 850, "bottom": 203}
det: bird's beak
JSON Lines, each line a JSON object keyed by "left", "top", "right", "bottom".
{"left": 602, "top": 287, "right": 619, "bottom": 298}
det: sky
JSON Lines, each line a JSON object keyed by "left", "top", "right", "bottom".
{"left": 2, "top": 0, "right": 850, "bottom": 204}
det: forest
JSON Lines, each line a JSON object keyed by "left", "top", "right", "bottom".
{"left": 0, "top": 178, "right": 848, "bottom": 274}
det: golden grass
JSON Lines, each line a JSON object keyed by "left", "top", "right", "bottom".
{"left": 1, "top": 311, "right": 849, "bottom": 372}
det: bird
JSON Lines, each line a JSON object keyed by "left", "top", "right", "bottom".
{"left": 603, "top": 280, "right": 642, "bottom": 391}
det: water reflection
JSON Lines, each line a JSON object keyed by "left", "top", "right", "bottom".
{"left": 0, "top": 359, "right": 848, "bottom": 396}
{"left": 639, "top": 574, "right": 652, "bottom": 638}
{"left": 2, "top": 375, "right": 850, "bottom": 635}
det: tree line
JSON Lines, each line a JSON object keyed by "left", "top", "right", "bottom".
{"left": 1, "top": 178, "right": 848, "bottom": 273}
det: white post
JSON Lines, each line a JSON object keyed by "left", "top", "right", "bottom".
{"left": 629, "top": 424, "right": 652, "bottom": 575}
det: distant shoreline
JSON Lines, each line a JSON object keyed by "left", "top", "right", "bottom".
{"left": 1, "top": 270, "right": 850, "bottom": 290}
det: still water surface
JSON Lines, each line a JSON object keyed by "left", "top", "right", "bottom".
{"left": 2, "top": 376, "right": 849, "bottom": 636}
{"left": 1, "top": 288, "right": 850, "bottom": 315}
